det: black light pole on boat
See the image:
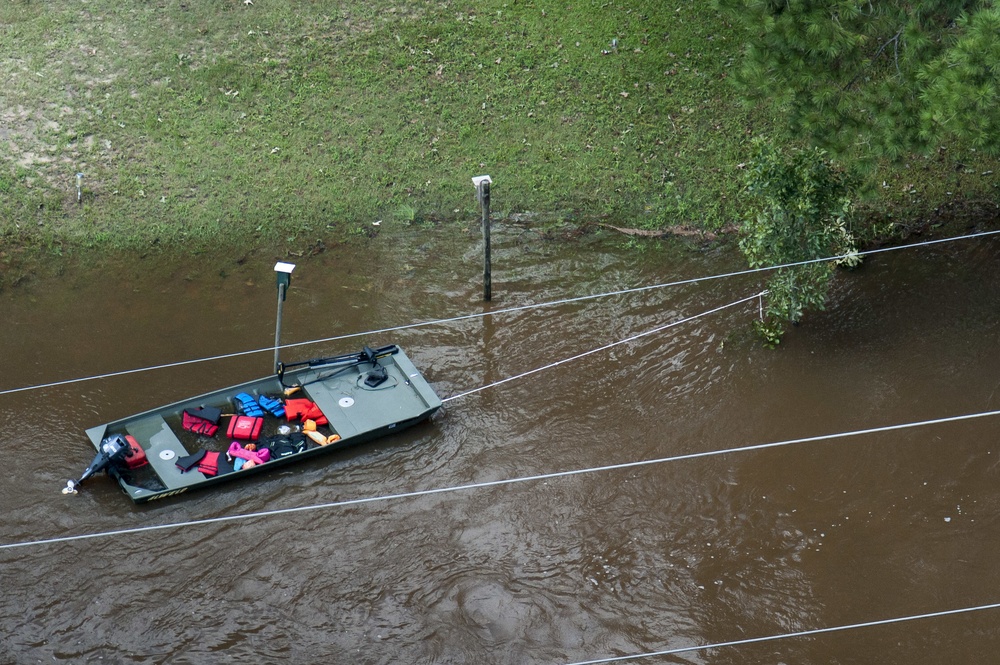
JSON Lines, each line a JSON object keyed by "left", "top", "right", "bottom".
{"left": 273, "top": 262, "right": 295, "bottom": 373}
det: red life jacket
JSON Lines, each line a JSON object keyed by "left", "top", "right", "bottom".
{"left": 198, "top": 451, "right": 220, "bottom": 476}
{"left": 284, "top": 398, "right": 328, "bottom": 426}
{"left": 182, "top": 410, "right": 219, "bottom": 436}
{"left": 227, "top": 415, "right": 264, "bottom": 441}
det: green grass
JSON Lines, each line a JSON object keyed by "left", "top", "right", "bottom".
{"left": 0, "top": 0, "right": 996, "bottom": 258}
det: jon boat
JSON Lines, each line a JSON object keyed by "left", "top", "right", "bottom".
{"left": 66, "top": 345, "right": 441, "bottom": 503}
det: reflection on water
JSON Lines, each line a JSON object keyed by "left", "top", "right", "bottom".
{"left": 2, "top": 227, "right": 1000, "bottom": 663}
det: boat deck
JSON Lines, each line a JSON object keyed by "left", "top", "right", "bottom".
{"left": 302, "top": 351, "right": 437, "bottom": 439}
{"left": 127, "top": 416, "right": 207, "bottom": 488}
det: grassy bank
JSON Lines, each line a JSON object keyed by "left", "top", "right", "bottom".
{"left": 1, "top": 0, "right": 997, "bottom": 261}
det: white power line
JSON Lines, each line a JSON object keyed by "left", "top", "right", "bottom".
{"left": 443, "top": 291, "right": 765, "bottom": 402}
{"left": 1, "top": 230, "right": 996, "bottom": 659}
{"left": 4, "top": 406, "right": 998, "bottom": 551}
{"left": 563, "top": 601, "right": 1000, "bottom": 664}
{"left": 1, "top": 229, "right": 997, "bottom": 398}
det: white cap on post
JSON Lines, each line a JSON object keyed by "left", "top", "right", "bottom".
{"left": 472, "top": 175, "right": 492, "bottom": 205}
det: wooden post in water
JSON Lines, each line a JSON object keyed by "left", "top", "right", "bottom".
{"left": 473, "top": 175, "right": 493, "bottom": 301}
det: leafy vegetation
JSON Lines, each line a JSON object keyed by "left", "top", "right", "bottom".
{"left": 710, "top": 0, "right": 1000, "bottom": 342}
{"left": 738, "top": 139, "right": 860, "bottom": 344}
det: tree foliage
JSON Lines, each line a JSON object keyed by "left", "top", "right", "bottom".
{"left": 920, "top": 7, "right": 1000, "bottom": 151}
{"left": 716, "top": 0, "right": 999, "bottom": 159}
{"left": 739, "top": 138, "right": 860, "bottom": 343}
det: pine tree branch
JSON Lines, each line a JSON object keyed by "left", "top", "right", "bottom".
{"left": 873, "top": 27, "right": 904, "bottom": 75}
{"left": 843, "top": 26, "right": 904, "bottom": 91}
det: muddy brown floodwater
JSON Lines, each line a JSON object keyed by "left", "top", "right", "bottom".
{"left": 2, "top": 225, "right": 1000, "bottom": 664}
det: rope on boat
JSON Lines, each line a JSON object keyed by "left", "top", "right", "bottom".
{"left": 1, "top": 229, "right": 998, "bottom": 398}
{"left": 4, "top": 406, "right": 1000, "bottom": 552}
{"left": 563, "top": 601, "right": 1000, "bottom": 665}
{"left": 442, "top": 291, "right": 765, "bottom": 403}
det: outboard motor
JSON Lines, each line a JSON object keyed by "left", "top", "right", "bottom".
{"left": 63, "top": 433, "right": 132, "bottom": 495}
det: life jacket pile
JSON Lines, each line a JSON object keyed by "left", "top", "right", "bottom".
{"left": 173, "top": 390, "right": 337, "bottom": 476}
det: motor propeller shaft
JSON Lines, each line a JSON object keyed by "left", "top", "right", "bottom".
{"left": 62, "top": 434, "right": 131, "bottom": 496}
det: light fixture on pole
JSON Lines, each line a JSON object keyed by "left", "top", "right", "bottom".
{"left": 273, "top": 262, "right": 296, "bottom": 373}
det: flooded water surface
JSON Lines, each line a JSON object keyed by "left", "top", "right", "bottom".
{"left": 3, "top": 225, "right": 1000, "bottom": 663}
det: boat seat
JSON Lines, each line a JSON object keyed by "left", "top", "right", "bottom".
{"left": 127, "top": 416, "right": 207, "bottom": 488}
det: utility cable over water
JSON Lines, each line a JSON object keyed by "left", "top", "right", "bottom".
{"left": 4, "top": 407, "right": 1000, "bottom": 551}
{"left": 6, "top": 414, "right": 1000, "bottom": 659}
{"left": 4, "top": 278, "right": 1000, "bottom": 656}
{"left": 3, "top": 232, "right": 997, "bottom": 663}
{"left": 13, "top": 290, "right": 765, "bottom": 537}
{"left": 562, "top": 601, "right": 1000, "bottom": 664}
{"left": 1, "top": 229, "right": 997, "bottom": 398}
{"left": 442, "top": 291, "right": 766, "bottom": 403}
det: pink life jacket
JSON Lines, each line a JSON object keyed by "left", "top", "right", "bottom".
{"left": 227, "top": 441, "right": 270, "bottom": 466}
